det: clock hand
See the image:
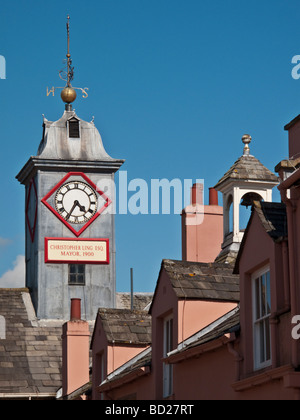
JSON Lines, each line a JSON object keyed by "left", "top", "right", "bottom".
{"left": 77, "top": 202, "right": 86, "bottom": 213}
{"left": 66, "top": 200, "right": 79, "bottom": 221}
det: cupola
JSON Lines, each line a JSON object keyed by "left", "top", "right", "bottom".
{"left": 214, "top": 135, "right": 278, "bottom": 264}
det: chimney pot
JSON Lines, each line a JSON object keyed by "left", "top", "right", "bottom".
{"left": 70, "top": 298, "right": 81, "bottom": 321}
{"left": 209, "top": 187, "right": 219, "bottom": 206}
{"left": 191, "top": 183, "right": 203, "bottom": 205}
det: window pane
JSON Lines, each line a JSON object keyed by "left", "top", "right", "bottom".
{"left": 255, "top": 277, "right": 260, "bottom": 320}
{"left": 69, "top": 265, "right": 76, "bottom": 274}
{"left": 69, "top": 274, "right": 76, "bottom": 284}
{"left": 266, "top": 271, "right": 271, "bottom": 315}
{"left": 259, "top": 321, "right": 265, "bottom": 363}
{"left": 77, "top": 275, "right": 84, "bottom": 284}
{"left": 78, "top": 265, "right": 85, "bottom": 274}
{"left": 261, "top": 274, "right": 266, "bottom": 317}
{"left": 169, "top": 318, "right": 173, "bottom": 352}
{"left": 265, "top": 318, "right": 271, "bottom": 361}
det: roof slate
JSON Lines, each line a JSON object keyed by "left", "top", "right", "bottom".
{"left": 253, "top": 201, "right": 287, "bottom": 240}
{"left": 96, "top": 308, "right": 152, "bottom": 345}
{"left": 0, "top": 289, "right": 62, "bottom": 398}
{"left": 214, "top": 155, "right": 278, "bottom": 189}
{"left": 116, "top": 293, "right": 153, "bottom": 311}
{"left": 234, "top": 201, "right": 288, "bottom": 274}
{"left": 162, "top": 259, "right": 240, "bottom": 302}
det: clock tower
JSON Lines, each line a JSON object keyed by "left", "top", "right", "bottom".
{"left": 16, "top": 18, "right": 124, "bottom": 320}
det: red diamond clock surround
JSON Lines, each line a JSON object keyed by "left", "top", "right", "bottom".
{"left": 41, "top": 172, "right": 112, "bottom": 237}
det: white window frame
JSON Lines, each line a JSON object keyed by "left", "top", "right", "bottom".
{"left": 252, "top": 266, "right": 272, "bottom": 370}
{"left": 163, "top": 315, "right": 173, "bottom": 398}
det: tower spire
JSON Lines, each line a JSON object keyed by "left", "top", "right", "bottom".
{"left": 66, "top": 15, "right": 73, "bottom": 87}
{"left": 60, "top": 15, "right": 77, "bottom": 109}
{"left": 46, "top": 15, "right": 89, "bottom": 109}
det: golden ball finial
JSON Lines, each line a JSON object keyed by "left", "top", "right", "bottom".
{"left": 61, "top": 86, "right": 77, "bottom": 104}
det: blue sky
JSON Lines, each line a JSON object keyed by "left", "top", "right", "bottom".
{"left": 0, "top": 0, "right": 299, "bottom": 293}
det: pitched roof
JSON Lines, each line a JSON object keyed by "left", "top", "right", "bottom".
{"left": 234, "top": 202, "right": 287, "bottom": 274}
{"left": 160, "top": 259, "right": 240, "bottom": 302}
{"left": 95, "top": 308, "right": 152, "bottom": 345}
{"left": 214, "top": 155, "right": 278, "bottom": 190}
{"left": 116, "top": 293, "right": 153, "bottom": 311}
{"left": 0, "top": 289, "right": 62, "bottom": 399}
{"left": 253, "top": 201, "right": 287, "bottom": 240}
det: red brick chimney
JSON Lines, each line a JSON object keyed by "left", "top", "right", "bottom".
{"left": 285, "top": 114, "right": 300, "bottom": 159}
{"left": 181, "top": 184, "right": 223, "bottom": 263}
{"left": 62, "top": 299, "right": 90, "bottom": 398}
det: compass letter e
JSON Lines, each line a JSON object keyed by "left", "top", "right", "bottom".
{"left": 0, "top": 55, "right": 6, "bottom": 79}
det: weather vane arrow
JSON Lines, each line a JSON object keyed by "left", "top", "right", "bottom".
{"left": 47, "top": 15, "right": 89, "bottom": 108}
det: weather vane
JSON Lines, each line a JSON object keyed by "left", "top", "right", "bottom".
{"left": 47, "top": 15, "right": 89, "bottom": 108}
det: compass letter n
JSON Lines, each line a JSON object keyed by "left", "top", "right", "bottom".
{"left": 0, "top": 56, "right": 6, "bottom": 79}
{"left": 47, "top": 86, "right": 55, "bottom": 97}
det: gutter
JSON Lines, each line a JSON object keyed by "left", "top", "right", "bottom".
{"left": 98, "top": 366, "right": 151, "bottom": 393}
{"left": 278, "top": 166, "right": 300, "bottom": 191}
{"left": 0, "top": 393, "right": 56, "bottom": 400}
{"left": 164, "top": 334, "right": 230, "bottom": 364}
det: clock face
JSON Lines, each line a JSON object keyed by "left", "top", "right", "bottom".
{"left": 55, "top": 181, "right": 98, "bottom": 224}
{"left": 41, "top": 172, "right": 112, "bottom": 237}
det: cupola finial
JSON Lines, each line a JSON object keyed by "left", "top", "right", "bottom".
{"left": 242, "top": 134, "right": 251, "bottom": 156}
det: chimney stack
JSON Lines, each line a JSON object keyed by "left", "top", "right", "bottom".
{"left": 62, "top": 299, "right": 90, "bottom": 399}
{"left": 181, "top": 186, "right": 223, "bottom": 263}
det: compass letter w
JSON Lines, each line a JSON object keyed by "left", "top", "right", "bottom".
{"left": 0, "top": 56, "right": 6, "bottom": 79}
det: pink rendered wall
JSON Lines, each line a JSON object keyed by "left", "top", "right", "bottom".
{"left": 172, "top": 343, "right": 295, "bottom": 400}
{"left": 182, "top": 204, "right": 223, "bottom": 263}
{"left": 286, "top": 185, "right": 300, "bottom": 366}
{"left": 62, "top": 320, "right": 90, "bottom": 397}
{"left": 107, "top": 345, "right": 150, "bottom": 376}
{"left": 177, "top": 300, "right": 237, "bottom": 343}
{"left": 103, "top": 371, "right": 154, "bottom": 400}
{"left": 173, "top": 344, "right": 236, "bottom": 400}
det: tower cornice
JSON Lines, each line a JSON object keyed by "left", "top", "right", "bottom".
{"left": 16, "top": 156, "right": 125, "bottom": 185}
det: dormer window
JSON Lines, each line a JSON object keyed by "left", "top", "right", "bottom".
{"left": 252, "top": 266, "right": 272, "bottom": 370}
{"left": 68, "top": 117, "right": 80, "bottom": 138}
